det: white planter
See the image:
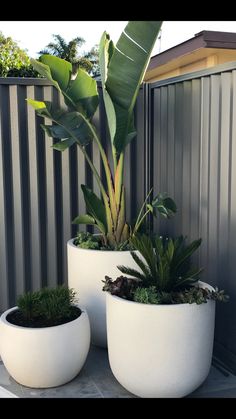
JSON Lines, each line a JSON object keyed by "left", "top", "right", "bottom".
{"left": 0, "top": 307, "right": 90, "bottom": 388}
{"left": 67, "top": 239, "right": 139, "bottom": 347}
{"left": 106, "top": 282, "right": 216, "bottom": 398}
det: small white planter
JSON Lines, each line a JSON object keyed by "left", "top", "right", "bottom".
{"left": 67, "top": 239, "right": 139, "bottom": 347}
{"left": 0, "top": 306, "right": 90, "bottom": 388}
{"left": 106, "top": 282, "right": 216, "bottom": 398}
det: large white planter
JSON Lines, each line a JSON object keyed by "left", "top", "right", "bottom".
{"left": 67, "top": 239, "right": 139, "bottom": 347}
{"left": 106, "top": 282, "right": 216, "bottom": 398}
{"left": 0, "top": 306, "right": 90, "bottom": 388}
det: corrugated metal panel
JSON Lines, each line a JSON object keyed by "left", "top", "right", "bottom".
{"left": 149, "top": 63, "right": 236, "bottom": 371}
{"left": 0, "top": 78, "right": 145, "bottom": 310}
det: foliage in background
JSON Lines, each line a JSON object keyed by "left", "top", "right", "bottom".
{"left": 0, "top": 31, "right": 39, "bottom": 77}
{"left": 103, "top": 233, "right": 229, "bottom": 304}
{"left": 28, "top": 21, "right": 177, "bottom": 250}
{"left": 10, "top": 286, "right": 81, "bottom": 327}
{"left": 39, "top": 34, "right": 99, "bottom": 76}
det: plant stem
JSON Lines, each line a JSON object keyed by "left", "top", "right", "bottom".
{"left": 132, "top": 209, "right": 151, "bottom": 235}
{"left": 115, "top": 152, "right": 124, "bottom": 207}
{"left": 112, "top": 145, "right": 117, "bottom": 172}
{"left": 132, "top": 188, "right": 153, "bottom": 235}
{"left": 85, "top": 118, "right": 117, "bottom": 225}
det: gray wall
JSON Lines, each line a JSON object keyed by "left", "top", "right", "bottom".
{"left": 148, "top": 62, "right": 236, "bottom": 371}
{"left": 1, "top": 62, "right": 236, "bottom": 370}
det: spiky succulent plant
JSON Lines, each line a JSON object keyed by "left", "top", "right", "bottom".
{"left": 118, "top": 234, "right": 203, "bottom": 292}
{"left": 103, "top": 233, "right": 229, "bottom": 305}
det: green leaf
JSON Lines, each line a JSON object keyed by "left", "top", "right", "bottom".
{"left": 171, "top": 238, "right": 202, "bottom": 272}
{"left": 152, "top": 193, "right": 177, "bottom": 218}
{"left": 39, "top": 55, "right": 72, "bottom": 92}
{"left": 31, "top": 58, "right": 62, "bottom": 91}
{"left": 117, "top": 265, "right": 147, "bottom": 282}
{"left": 53, "top": 139, "right": 76, "bottom": 151}
{"left": 26, "top": 99, "right": 55, "bottom": 119}
{"left": 72, "top": 214, "right": 96, "bottom": 225}
{"left": 26, "top": 98, "right": 48, "bottom": 112}
{"left": 39, "top": 111, "right": 93, "bottom": 149}
{"left": 104, "top": 21, "right": 162, "bottom": 154}
{"left": 66, "top": 68, "right": 99, "bottom": 118}
{"left": 131, "top": 234, "right": 157, "bottom": 278}
{"left": 130, "top": 251, "right": 151, "bottom": 280}
{"left": 81, "top": 185, "right": 107, "bottom": 234}
{"left": 99, "top": 32, "right": 116, "bottom": 144}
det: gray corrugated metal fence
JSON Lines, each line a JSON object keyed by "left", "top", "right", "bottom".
{"left": 148, "top": 62, "right": 236, "bottom": 372}
{"left": 1, "top": 62, "right": 236, "bottom": 370}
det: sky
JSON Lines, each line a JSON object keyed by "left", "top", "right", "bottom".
{"left": 1, "top": 21, "right": 236, "bottom": 58}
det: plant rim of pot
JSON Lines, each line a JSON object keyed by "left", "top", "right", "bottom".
{"left": 1, "top": 305, "right": 85, "bottom": 330}
{"left": 69, "top": 237, "right": 137, "bottom": 254}
{"left": 105, "top": 280, "right": 215, "bottom": 308}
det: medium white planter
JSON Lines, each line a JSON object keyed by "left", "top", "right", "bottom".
{"left": 67, "top": 239, "right": 139, "bottom": 347}
{"left": 0, "top": 306, "right": 90, "bottom": 388}
{"left": 106, "top": 282, "right": 216, "bottom": 398}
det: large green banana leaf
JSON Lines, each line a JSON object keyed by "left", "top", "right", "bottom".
{"left": 27, "top": 99, "right": 93, "bottom": 150}
{"left": 31, "top": 55, "right": 99, "bottom": 119}
{"left": 99, "top": 21, "right": 162, "bottom": 155}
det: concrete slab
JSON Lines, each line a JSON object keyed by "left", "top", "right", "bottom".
{"left": 0, "top": 346, "right": 235, "bottom": 398}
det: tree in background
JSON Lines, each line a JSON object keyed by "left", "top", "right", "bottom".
{"left": 0, "top": 31, "right": 39, "bottom": 77}
{"left": 39, "top": 34, "right": 100, "bottom": 77}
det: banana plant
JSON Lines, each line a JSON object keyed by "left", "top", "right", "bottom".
{"left": 27, "top": 21, "right": 176, "bottom": 248}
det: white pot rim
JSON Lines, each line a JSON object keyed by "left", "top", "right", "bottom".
{"left": 106, "top": 281, "right": 215, "bottom": 309}
{"left": 67, "top": 237, "right": 134, "bottom": 254}
{"left": 0, "top": 305, "right": 86, "bottom": 331}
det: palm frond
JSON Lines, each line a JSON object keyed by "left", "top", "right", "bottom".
{"left": 130, "top": 251, "right": 151, "bottom": 278}
{"left": 131, "top": 234, "right": 157, "bottom": 278}
{"left": 117, "top": 265, "right": 147, "bottom": 282}
{"left": 171, "top": 238, "right": 202, "bottom": 273}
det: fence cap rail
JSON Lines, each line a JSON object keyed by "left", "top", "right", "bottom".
{"left": 148, "top": 60, "right": 236, "bottom": 88}
{"left": 0, "top": 77, "right": 53, "bottom": 86}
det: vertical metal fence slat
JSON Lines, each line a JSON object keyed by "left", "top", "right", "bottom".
{"left": 166, "top": 84, "right": 176, "bottom": 237}
{"left": 152, "top": 88, "right": 161, "bottom": 234}
{"left": 59, "top": 88, "right": 73, "bottom": 281}
{"left": 218, "top": 73, "right": 231, "bottom": 287}
{"left": 199, "top": 77, "right": 210, "bottom": 276}
{"left": 159, "top": 86, "right": 168, "bottom": 235}
{"left": 26, "top": 85, "right": 42, "bottom": 291}
{"left": 0, "top": 86, "right": 9, "bottom": 310}
{"left": 182, "top": 81, "right": 192, "bottom": 239}
{"left": 173, "top": 83, "right": 184, "bottom": 237}
{"left": 77, "top": 147, "right": 86, "bottom": 234}
{"left": 208, "top": 75, "right": 220, "bottom": 285}
{"left": 190, "top": 79, "right": 201, "bottom": 264}
{"left": 9, "top": 85, "right": 25, "bottom": 298}
{"left": 43, "top": 86, "right": 58, "bottom": 287}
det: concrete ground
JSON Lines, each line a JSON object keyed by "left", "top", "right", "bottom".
{"left": 0, "top": 345, "right": 236, "bottom": 398}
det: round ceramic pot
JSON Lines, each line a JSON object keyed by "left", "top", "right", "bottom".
{"left": 106, "top": 282, "right": 216, "bottom": 398}
{"left": 0, "top": 307, "right": 90, "bottom": 388}
{"left": 67, "top": 239, "right": 139, "bottom": 348}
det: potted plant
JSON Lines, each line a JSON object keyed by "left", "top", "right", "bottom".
{"left": 27, "top": 21, "right": 176, "bottom": 347}
{"left": 103, "top": 234, "right": 229, "bottom": 398}
{"left": 0, "top": 286, "right": 90, "bottom": 388}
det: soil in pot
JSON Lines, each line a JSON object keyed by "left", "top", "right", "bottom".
{"left": 6, "top": 306, "right": 81, "bottom": 328}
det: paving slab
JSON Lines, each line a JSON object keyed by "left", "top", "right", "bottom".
{"left": 0, "top": 346, "right": 235, "bottom": 398}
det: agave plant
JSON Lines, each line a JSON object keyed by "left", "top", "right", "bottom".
{"left": 27, "top": 21, "right": 176, "bottom": 248}
{"left": 117, "top": 234, "right": 203, "bottom": 292}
